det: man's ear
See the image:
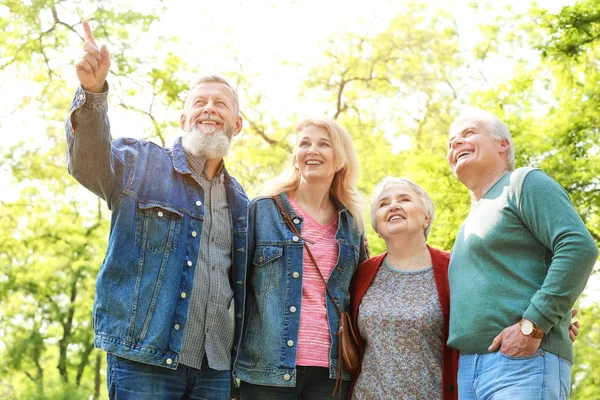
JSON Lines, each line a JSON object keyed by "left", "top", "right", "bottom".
{"left": 232, "top": 116, "right": 243, "bottom": 137}
{"left": 499, "top": 138, "right": 510, "bottom": 154}
{"left": 180, "top": 114, "right": 186, "bottom": 131}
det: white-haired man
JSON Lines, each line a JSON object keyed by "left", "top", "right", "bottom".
{"left": 66, "top": 21, "right": 248, "bottom": 399}
{"left": 446, "top": 109, "right": 597, "bottom": 399}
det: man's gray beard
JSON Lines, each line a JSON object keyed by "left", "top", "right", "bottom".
{"left": 182, "top": 124, "right": 232, "bottom": 159}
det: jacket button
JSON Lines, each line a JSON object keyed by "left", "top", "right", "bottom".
{"left": 191, "top": 231, "right": 197, "bottom": 237}
{"left": 292, "top": 272, "right": 300, "bottom": 279}
{"left": 283, "top": 374, "right": 291, "bottom": 381}
{"left": 166, "top": 358, "right": 173, "bottom": 365}
{"left": 293, "top": 218, "right": 300, "bottom": 224}
{"left": 187, "top": 261, "right": 192, "bottom": 267}
{"left": 290, "top": 306, "right": 296, "bottom": 313}
{"left": 174, "top": 324, "right": 180, "bottom": 330}
{"left": 196, "top": 200, "right": 202, "bottom": 206}
{"left": 157, "top": 211, "right": 164, "bottom": 217}
{"left": 292, "top": 236, "right": 299, "bottom": 242}
{"left": 258, "top": 255, "right": 264, "bottom": 263}
{"left": 77, "top": 94, "right": 84, "bottom": 101}
{"left": 287, "top": 340, "right": 294, "bottom": 347}
{"left": 181, "top": 292, "right": 187, "bottom": 299}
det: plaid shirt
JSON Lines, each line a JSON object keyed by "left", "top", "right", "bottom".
{"left": 179, "top": 151, "right": 234, "bottom": 371}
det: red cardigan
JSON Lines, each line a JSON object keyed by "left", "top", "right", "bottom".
{"left": 348, "top": 245, "right": 458, "bottom": 400}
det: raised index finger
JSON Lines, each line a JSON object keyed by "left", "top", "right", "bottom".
{"left": 82, "top": 20, "right": 97, "bottom": 47}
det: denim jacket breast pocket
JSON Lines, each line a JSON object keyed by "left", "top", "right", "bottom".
{"left": 251, "top": 244, "right": 283, "bottom": 295}
{"left": 135, "top": 202, "right": 183, "bottom": 254}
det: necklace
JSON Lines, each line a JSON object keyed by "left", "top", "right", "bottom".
{"left": 384, "top": 247, "right": 431, "bottom": 271}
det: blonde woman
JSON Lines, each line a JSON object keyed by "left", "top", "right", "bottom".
{"left": 234, "top": 117, "right": 367, "bottom": 399}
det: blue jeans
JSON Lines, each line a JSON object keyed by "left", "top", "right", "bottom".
{"left": 239, "top": 366, "right": 349, "bottom": 400}
{"left": 107, "top": 354, "right": 231, "bottom": 400}
{"left": 458, "top": 350, "right": 571, "bottom": 399}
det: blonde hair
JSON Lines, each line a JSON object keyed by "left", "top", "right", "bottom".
{"left": 263, "top": 116, "right": 364, "bottom": 231}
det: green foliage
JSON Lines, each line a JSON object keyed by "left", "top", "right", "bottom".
{"left": 538, "top": 0, "right": 600, "bottom": 58}
{"left": 572, "top": 302, "right": 600, "bottom": 399}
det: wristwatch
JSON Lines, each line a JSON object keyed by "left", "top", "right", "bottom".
{"left": 520, "top": 318, "right": 544, "bottom": 339}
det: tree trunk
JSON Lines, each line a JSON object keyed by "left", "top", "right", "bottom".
{"left": 94, "top": 352, "right": 102, "bottom": 400}
{"left": 58, "top": 273, "right": 80, "bottom": 383}
{"left": 76, "top": 339, "right": 95, "bottom": 386}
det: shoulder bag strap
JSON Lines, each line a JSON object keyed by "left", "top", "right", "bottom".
{"left": 272, "top": 195, "right": 343, "bottom": 317}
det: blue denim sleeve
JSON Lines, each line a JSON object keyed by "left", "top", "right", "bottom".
{"left": 65, "top": 84, "right": 129, "bottom": 209}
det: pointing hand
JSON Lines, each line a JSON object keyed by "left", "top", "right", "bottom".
{"left": 74, "top": 20, "right": 111, "bottom": 93}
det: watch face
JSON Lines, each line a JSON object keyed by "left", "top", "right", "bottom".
{"left": 521, "top": 320, "right": 534, "bottom": 335}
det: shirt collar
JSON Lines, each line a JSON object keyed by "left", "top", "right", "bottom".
{"left": 184, "top": 148, "right": 225, "bottom": 182}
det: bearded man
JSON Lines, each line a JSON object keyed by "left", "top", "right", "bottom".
{"left": 66, "top": 21, "right": 248, "bottom": 399}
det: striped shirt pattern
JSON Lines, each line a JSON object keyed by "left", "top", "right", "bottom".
{"left": 179, "top": 152, "right": 234, "bottom": 371}
{"left": 289, "top": 197, "right": 339, "bottom": 368}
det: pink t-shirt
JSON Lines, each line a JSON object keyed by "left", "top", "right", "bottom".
{"left": 289, "top": 197, "right": 340, "bottom": 368}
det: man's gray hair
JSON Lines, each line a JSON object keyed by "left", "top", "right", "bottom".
{"left": 185, "top": 75, "right": 240, "bottom": 115}
{"left": 450, "top": 109, "right": 515, "bottom": 170}
{"left": 370, "top": 177, "right": 435, "bottom": 239}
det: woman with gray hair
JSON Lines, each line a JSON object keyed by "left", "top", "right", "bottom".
{"left": 349, "top": 177, "right": 458, "bottom": 400}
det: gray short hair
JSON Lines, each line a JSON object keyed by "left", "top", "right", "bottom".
{"left": 370, "top": 177, "right": 435, "bottom": 239}
{"left": 450, "top": 109, "right": 515, "bottom": 170}
{"left": 184, "top": 75, "right": 239, "bottom": 115}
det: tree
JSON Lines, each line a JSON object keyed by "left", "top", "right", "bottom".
{"left": 539, "top": 0, "right": 600, "bottom": 58}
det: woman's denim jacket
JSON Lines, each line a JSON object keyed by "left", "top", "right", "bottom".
{"left": 65, "top": 87, "right": 248, "bottom": 369}
{"left": 234, "top": 192, "right": 367, "bottom": 386}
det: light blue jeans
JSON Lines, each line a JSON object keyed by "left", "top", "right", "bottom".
{"left": 458, "top": 350, "right": 571, "bottom": 399}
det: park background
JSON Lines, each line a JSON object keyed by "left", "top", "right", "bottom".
{"left": 1, "top": 0, "right": 599, "bottom": 398}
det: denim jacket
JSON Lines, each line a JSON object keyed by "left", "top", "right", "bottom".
{"left": 233, "top": 192, "right": 367, "bottom": 386}
{"left": 65, "top": 86, "right": 248, "bottom": 369}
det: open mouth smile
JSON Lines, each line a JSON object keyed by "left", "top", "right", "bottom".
{"left": 455, "top": 150, "right": 473, "bottom": 163}
{"left": 388, "top": 214, "right": 405, "bottom": 222}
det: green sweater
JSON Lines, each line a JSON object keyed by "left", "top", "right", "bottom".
{"left": 447, "top": 168, "right": 598, "bottom": 362}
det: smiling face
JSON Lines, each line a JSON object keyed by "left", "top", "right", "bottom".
{"left": 180, "top": 81, "right": 242, "bottom": 158}
{"left": 373, "top": 183, "right": 430, "bottom": 241}
{"left": 294, "top": 125, "right": 338, "bottom": 183}
{"left": 446, "top": 120, "right": 510, "bottom": 184}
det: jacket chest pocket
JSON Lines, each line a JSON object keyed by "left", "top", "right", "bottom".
{"left": 135, "top": 202, "right": 183, "bottom": 254}
{"left": 251, "top": 245, "right": 283, "bottom": 295}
